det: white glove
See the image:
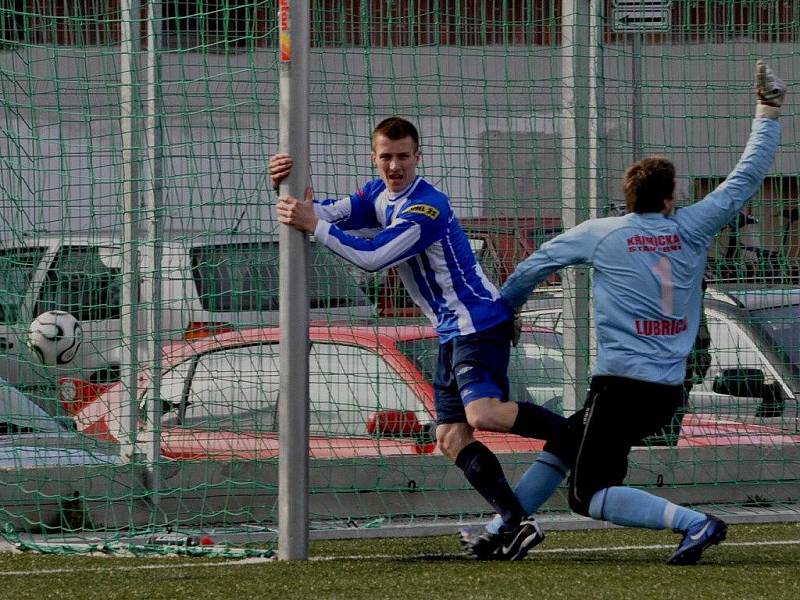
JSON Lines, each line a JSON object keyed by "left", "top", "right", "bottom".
{"left": 755, "top": 60, "right": 786, "bottom": 119}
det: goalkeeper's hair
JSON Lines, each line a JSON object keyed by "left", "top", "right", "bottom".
{"left": 623, "top": 156, "right": 676, "bottom": 214}
{"left": 373, "top": 117, "right": 420, "bottom": 152}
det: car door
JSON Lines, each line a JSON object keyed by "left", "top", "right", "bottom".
{"left": 307, "top": 341, "right": 431, "bottom": 438}
{"left": 688, "top": 307, "right": 795, "bottom": 421}
{"left": 158, "top": 340, "right": 431, "bottom": 459}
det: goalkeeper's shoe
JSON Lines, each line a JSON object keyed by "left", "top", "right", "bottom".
{"left": 666, "top": 514, "right": 727, "bottom": 566}
{"left": 460, "top": 519, "right": 545, "bottom": 561}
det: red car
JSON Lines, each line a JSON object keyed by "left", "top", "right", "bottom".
{"left": 59, "top": 325, "right": 566, "bottom": 460}
{"left": 58, "top": 324, "right": 800, "bottom": 461}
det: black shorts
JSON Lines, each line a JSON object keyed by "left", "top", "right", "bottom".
{"left": 544, "top": 375, "right": 684, "bottom": 515}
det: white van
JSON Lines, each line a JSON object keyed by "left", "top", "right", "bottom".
{"left": 0, "top": 234, "right": 375, "bottom": 393}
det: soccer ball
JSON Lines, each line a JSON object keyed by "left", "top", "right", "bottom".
{"left": 28, "top": 310, "right": 83, "bottom": 366}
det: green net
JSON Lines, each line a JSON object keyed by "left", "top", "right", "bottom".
{"left": 0, "top": 1, "right": 799, "bottom": 555}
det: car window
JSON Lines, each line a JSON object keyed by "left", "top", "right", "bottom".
{"left": 522, "top": 309, "right": 563, "bottom": 332}
{"left": 749, "top": 303, "right": 800, "bottom": 367}
{"left": 511, "top": 331, "right": 564, "bottom": 383}
{"left": 0, "top": 378, "right": 63, "bottom": 433}
{"left": 309, "top": 343, "right": 428, "bottom": 436}
{"left": 35, "top": 246, "right": 122, "bottom": 321}
{"left": 395, "top": 337, "right": 438, "bottom": 383}
{"left": 702, "top": 309, "right": 779, "bottom": 380}
{"left": 510, "top": 330, "right": 565, "bottom": 412}
{"left": 527, "top": 227, "right": 562, "bottom": 248}
{"left": 157, "top": 360, "right": 195, "bottom": 426}
{"left": 0, "top": 247, "right": 45, "bottom": 324}
{"left": 469, "top": 236, "right": 499, "bottom": 282}
{"left": 469, "top": 238, "right": 486, "bottom": 255}
{"left": 190, "top": 242, "right": 371, "bottom": 313}
{"left": 160, "top": 341, "right": 428, "bottom": 437}
{"left": 174, "top": 345, "right": 281, "bottom": 430}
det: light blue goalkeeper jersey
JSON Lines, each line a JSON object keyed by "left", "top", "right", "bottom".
{"left": 502, "top": 117, "right": 781, "bottom": 385}
{"left": 312, "top": 176, "right": 511, "bottom": 342}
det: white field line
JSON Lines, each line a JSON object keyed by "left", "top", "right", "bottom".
{"left": 1, "top": 538, "right": 800, "bottom": 577}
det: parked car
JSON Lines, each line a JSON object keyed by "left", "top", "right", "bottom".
{"left": 521, "top": 287, "right": 800, "bottom": 428}
{"left": 57, "top": 324, "right": 569, "bottom": 460}
{"left": 695, "top": 287, "right": 800, "bottom": 422}
{"left": 705, "top": 207, "right": 800, "bottom": 285}
{"left": 0, "top": 378, "right": 118, "bottom": 469}
{"left": 59, "top": 323, "right": 800, "bottom": 461}
{"left": 1, "top": 218, "right": 560, "bottom": 390}
{"left": 367, "top": 216, "right": 562, "bottom": 317}
{"left": 0, "top": 234, "right": 375, "bottom": 393}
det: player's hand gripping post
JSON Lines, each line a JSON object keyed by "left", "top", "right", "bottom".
{"left": 269, "top": 153, "right": 294, "bottom": 191}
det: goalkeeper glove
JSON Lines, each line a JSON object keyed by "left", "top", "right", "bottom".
{"left": 755, "top": 60, "right": 787, "bottom": 119}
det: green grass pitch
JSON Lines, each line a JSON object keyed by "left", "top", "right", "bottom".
{"left": 2, "top": 522, "right": 799, "bottom": 600}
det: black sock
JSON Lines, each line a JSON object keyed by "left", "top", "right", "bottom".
{"left": 510, "top": 402, "right": 568, "bottom": 441}
{"left": 455, "top": 441, "right": 525, "bottom": 529}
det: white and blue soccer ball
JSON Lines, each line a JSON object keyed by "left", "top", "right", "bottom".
{"left": 27, "top": 310, "right": 83, "bottom": 366}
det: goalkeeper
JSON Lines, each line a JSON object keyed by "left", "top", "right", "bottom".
{"left": 269, "top": 116, "right": 567, "bottom": 561}
{"left": 476, "top": 60, "right": 786, "bottom": 565}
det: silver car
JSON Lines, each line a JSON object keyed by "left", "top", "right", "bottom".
{"left": 521, "top": 287, "right": 800, "bottom": 429}
{"left": 0, "top": 377, "right": 118, "bottom": 469}
{"left": 0, "top": 234, "right": 375, "bottom": 393}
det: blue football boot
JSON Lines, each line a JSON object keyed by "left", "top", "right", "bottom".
{"left": 667, "top": 514, "right": 727, "bottom": 565}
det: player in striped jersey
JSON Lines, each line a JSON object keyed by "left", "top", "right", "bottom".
{"left": 270, "top": 117, "right": 566, "bottom": 560}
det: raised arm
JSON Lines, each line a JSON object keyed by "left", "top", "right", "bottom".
{"left": 674, "top": 60, "right": 786, "bottom": 243}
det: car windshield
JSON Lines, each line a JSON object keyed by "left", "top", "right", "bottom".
{"left": 191, "top": 242, "right": 372, "bottom": 312}
{"left": 35, "top": 246, "right": 122, "bottom": 321}
{"left": 509, "top": 330, "right": 565, "bottom": 411}
{"left": 748, "top": 303, "right": 800, "bottom": 367}
{"left": 0, "top": 247, "right": 45, "bottom": 324}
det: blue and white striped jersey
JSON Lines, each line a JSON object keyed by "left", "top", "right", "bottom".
{"left": 502, "top": 117, "right": 781, "bottom": 385}
{"left": 312, "top": 176, "right": 512, "bottom": 342}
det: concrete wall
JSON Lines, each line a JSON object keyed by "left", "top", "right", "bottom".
{"left": 1, "top": 42, "right": 798, "bottom": 238}
{"left": 2, "top": 444, "right": 799, "bottom": 536}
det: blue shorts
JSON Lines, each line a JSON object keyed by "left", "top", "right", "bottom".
{"left": 434, "top": 319, "right": 513, "bottom": 425}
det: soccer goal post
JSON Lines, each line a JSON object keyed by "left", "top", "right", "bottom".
{"left": 0, "top": 1, "right": 799, "bottom": 556}
{"left": 276, "top": 0, "right": 311, "bottom": 561}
